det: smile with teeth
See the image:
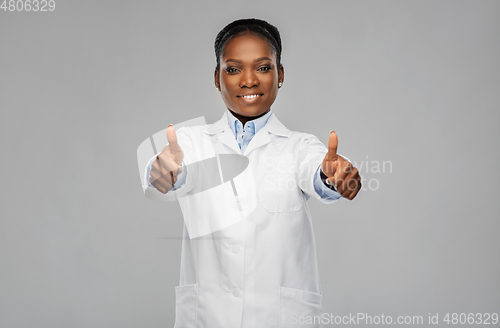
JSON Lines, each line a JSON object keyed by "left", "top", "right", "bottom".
{"left": 239, "top": 94, "right": 262, "bottom": 99}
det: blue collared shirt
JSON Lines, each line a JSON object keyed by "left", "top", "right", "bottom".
{"left": 226, "top": 109, "right": 273, "bottom": 155}
{"left": 148, "top": 110, "right": 341, "bottom": 201}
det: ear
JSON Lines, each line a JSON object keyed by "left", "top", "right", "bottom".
{"left": 214, "top": 69, "right": 220, "bottom": 90}
{"left": 278, "top": 64, "right": 284, "bottom": 86}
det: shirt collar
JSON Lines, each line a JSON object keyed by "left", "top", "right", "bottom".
{"left": 226, "top": 109, "right": 273, "bottom": 137}
{"left": 205, "top": 109, "right": 291, "bottom": 137}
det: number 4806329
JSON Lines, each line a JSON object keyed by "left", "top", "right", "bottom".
{"left": 1, "top": 0, "right": 56, "bottom": 11}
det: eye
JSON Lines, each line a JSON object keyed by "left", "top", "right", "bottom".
{"left": 226, "top": 67, "right": 239, "bottom": 73}
{"left": 258, "top": 65, "right": 271, "bottom": 72}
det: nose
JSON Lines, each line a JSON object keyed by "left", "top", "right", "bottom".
{"left": 239, "top": 69, "right": 259, "bottom": 88}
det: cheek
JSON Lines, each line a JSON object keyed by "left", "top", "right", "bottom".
{"left": 266, "top": 81, "right": 279, "bottom": 98}
{"left": 221, "top": 73, "right": 238, "bottom": 84}
{"left": 265, "top": 75, "right": 279, "bottom": 89}
{"left": 221, "top": 92, "right": 234, "bottom": 106}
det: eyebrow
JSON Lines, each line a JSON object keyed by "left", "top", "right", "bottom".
{"left": 225, "top": 57, "right": 273, "bottom": 63}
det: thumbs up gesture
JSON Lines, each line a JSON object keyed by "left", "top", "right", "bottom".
{"left": 321, "top": 131, "right": 361, "bottom": 200}
{"left": 149, "top": 125, "right": 184, "bottom": 194}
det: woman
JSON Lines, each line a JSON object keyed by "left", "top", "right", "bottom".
{"left": 143, "top": 18, "right": 361, "bottom": 328}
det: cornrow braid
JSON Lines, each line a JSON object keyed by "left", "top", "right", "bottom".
{"left": 214, "top": 18, "right": 282, "bottom": 72}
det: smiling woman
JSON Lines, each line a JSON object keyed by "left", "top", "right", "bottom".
{"left": 142, "top": 18, "right": 362, "bottom": 328}
{"left": 214, "top": 31, "right": 284, "bottom": 121}
{"left": 213, "top": 18, "right": 284, "bottom": 126}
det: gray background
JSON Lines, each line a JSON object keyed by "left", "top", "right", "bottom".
{"left": 1, "top": 0, "right": 499, "bottom": 327}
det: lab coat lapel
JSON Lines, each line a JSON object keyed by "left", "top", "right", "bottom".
{"left": 243, "top": 113, "right": 291, "bottom": 156}
{"left": 218, "top": 128, "right": 241, "bottom": 154}
{"left": 243, "top": 125, "right": 271, "bottom": 156}
{"left": 205, "top": 112, "right": 241, "bottom": 154}
{"left": 205, "top": 111, "right": 292, "bottom": 156}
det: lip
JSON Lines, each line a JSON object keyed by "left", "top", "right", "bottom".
{"left": 236, "top": 93, "right": 264, "bottom": 104}
{"left": 236, "top": 93, "right": 264, "bottom": 98}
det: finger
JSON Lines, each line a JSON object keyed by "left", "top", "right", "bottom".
{"left": 340, "top": 180, "right": 356, "bottom": 198}
{"left": 151, "top": 177, "right": 168, "bottom": 193}
{"left": 150, "top": 163, "right": 162, "bottom": 181}
{"left": 346, "top": 172, "right": 360, "bottom": 192}
{"left": 342, "top": 173, "right": 361, "bottom": 199}
{"left": 159, "top": 169, "right": 177, "bottom": 186}
{"left": 150, "top": 174, "right": 173, "bottom": 193}
{"left": 158, "top": 154, "right": 183, "bottom": 177}
{"left": 325, "top": 130, "right": 338, "bottom": 161}
{"left": 332, "top": 163, "right": 352, "bottom": 192}
{"left": 151, "top": 180, "right": 167, "bottom": 194}
{"left": 151, "top": 157, "right": 181, "bottom": 185}
{"left": 166, "top": 125, "right": 182, "bottom": 154}
{"left": 326, "top": 176, "right": 342, "bottom": 192}
{"left": 322, "top": 159, "right": 338, "bottom": 177}
{"left": 150, "top": 162, "right": 170, "bottom": 184}
{"left": 344, "top": 176, "right": 361, "bottom": 197}
{"left": 340, "top": 168, "right": 359, "bottom": 193}
{"left": 151, "top": 157, "right": 164, "bottom": 179}
{"left": 346, "top": 182, "right": 362, "bottom": 200}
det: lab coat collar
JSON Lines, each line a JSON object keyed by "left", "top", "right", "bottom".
{"left": 205, "top": 110, "right": 291, "bottom": 137}
{"left": 204, "top": 110, "right": 292, "bottom": 155}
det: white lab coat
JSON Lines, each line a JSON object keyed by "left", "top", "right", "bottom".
{"left": 142, "top": 112, "right": 340, "bottom": 328}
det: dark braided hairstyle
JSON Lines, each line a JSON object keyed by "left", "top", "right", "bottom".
{"left": 214, "top": 18, "right": 282, "bottom": 72}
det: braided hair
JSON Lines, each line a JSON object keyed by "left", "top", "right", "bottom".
{"left": 214, "top": 18, "right": 282, "bottom": 72}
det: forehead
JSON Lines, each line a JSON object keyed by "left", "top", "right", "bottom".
{"left": 222, "top": 32, "right": 276, "bottom": 62}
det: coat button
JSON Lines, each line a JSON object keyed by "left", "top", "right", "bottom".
{"left": 232, "top": 289, "right": 241, "bottom": 297}
{"left": 232, "top": 246, "right": 240, "bottom": 254}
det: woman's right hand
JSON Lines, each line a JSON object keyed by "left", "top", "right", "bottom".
{"left": 149, "top": 125, "right": 184, "bottom": 194}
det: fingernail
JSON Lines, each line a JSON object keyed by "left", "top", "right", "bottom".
{"left": 330, "top": 130, "right": 335, "bottom": 134}
{"left": 168, "top": 124, "right": 173, "bottom": 128}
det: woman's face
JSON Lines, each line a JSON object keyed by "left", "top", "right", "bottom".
{"left": 215, "top": 32, "right": 284, "bottom": 117}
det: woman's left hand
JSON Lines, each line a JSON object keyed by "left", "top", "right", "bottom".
{"left": 321, "top": 131, "right": 362, "bottom": 200}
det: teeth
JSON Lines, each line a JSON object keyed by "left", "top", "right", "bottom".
{"left": 242, "top": 94, "right": 259, "bottom": 99}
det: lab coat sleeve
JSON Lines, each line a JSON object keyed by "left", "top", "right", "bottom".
{"left": 295, "top": 133, "right": 346, "bottom": 204}
{"left": 142, "top": 127, "right": 198, "bottom": 202}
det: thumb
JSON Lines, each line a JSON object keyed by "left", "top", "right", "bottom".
{"left": 325, "top": 130, "right": 338, "bottom": 161}
{"left": 166, "top": 124, "right": 181, "bottom": 153}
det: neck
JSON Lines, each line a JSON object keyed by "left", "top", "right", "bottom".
{"left": 228, "top": 108, "right": 270, "bottom": 126}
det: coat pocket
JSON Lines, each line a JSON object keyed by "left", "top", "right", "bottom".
{"left": 279, "top": 286, "right": 323, "bottom": 328}
{"left": 174, "top": 284, "right": 198, "bottom": 328}
{"left": 258, "top": 188, "right": 305, "bottom": 213}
